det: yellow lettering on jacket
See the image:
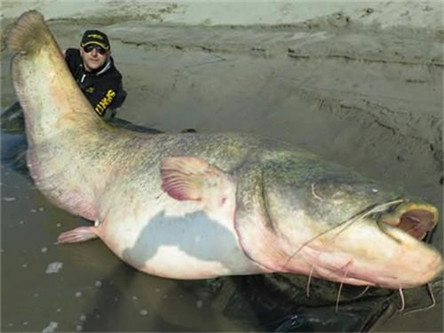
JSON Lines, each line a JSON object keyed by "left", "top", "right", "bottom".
{"left": 94, "top": 89, "right": 116, "bottom": 116}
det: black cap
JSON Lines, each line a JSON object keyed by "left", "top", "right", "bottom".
{"left": 80, "top": 30, "right": 110, "bottom": 50}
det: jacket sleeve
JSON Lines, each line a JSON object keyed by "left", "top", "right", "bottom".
{"left": 90, "top": 76, "right": 126, "bottom": 117}
{"left": 92, "top": 87, "right": 118, "bottom": 117}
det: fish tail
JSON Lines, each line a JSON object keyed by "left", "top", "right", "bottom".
{"left": 7, "top": 10, "right": 51, "bottom": 55}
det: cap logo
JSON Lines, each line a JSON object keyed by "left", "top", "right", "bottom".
{"left": 88, "top": 33, "right": 104, "bottom": 40}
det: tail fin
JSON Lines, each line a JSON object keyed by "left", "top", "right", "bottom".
{"left": 7, "top": 10, "right": 52, "bottom": 55}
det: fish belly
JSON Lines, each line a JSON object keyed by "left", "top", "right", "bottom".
{"left": 98, "top": 199, "right": 263, "bottom": 279}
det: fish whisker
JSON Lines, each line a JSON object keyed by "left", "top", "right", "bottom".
{"left": 376, "top": 220, "right": 402, "bottom": 243}
{"left": 335, "top": 262, "right": 351, "bottom": 312}
{"left": 311, "top": 183, "right": 323, "bottom": 201}
{"left": 397, "top": 287, "right": 406, "bottom": 312}
{"left": 350, "top": 285, "right": 370, "bottom": 300}
{"left": 284, "top": 199, "right": 405, "bottom": 270}
{"left": 329, "top": 199, "right": 405, "bottom": 240}
{"left": 306, "top": 264, "right": 315, "bottom": 297}
{"left": 401, "top": 283, "right": 437, "bottom": 315}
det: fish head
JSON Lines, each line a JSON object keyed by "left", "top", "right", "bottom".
{"left": 236, "top": 157, "right": 443, "bottom": 290}
{"left": 306, "top": 200, "right": 443, "bottom": 289}
{"left": 272, "top": 187, "right": 443, "bottom": 289}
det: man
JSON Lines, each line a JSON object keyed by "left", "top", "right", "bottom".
{"left": 2, "top": 29, "right": 127, "bottom": 132}
{"left": 64, "top": 29, "right": 127, "bottom": 119}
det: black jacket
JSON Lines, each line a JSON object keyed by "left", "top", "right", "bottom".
{"left": 65, "top": 48, "right": 127, "bottom": 118}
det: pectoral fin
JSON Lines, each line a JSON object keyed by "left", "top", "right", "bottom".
{"left": 160, "top": 156, "right": 235, "bottom": 212}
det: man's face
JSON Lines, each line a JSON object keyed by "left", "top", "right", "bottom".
{"left": 80, "top": 45, "right": 109, "bottom": 71}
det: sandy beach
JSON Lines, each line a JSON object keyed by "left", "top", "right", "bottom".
{"left": 1, "top": 1, "right": 443, "bottom": 331}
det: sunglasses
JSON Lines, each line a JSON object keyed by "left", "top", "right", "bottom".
{"left": 83, "top": 44, "right": 107, "bottom": 55}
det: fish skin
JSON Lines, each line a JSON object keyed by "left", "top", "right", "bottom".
{"left": 7, "top": 11, "right": 443, "bottom": 288}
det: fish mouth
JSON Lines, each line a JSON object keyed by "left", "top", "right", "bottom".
{"left": 375, "top": 201, "right": 439, "bottom": 241}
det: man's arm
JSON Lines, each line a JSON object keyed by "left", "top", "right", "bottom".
{"left": 91, "top": 88, "right": 117, "bottom": 117}
{"left": 90, "top": 82, "right": 126, "bottom": 118}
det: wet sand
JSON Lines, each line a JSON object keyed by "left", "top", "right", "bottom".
{"left": 1, "top": 1, "right": 443, "bottom": 332}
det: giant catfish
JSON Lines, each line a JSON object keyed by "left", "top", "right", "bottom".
{"left": 7, "top": 11, "right": 443, "bottom": 289}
